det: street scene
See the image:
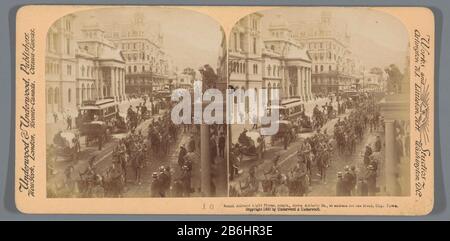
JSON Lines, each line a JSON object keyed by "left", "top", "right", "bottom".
{"left": 228, "top": 8, "right": 410, "bottom": 197}
{"left": 45, "top": 7, "right": 227, "bottom": 198}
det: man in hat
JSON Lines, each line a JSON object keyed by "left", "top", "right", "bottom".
{"left": 275, "top": 174, "right": 290, "bottom": 197}
{"left": 158, "top": 166, "right": 170, "bottom": 197}
{"left": 180, "top": 165, "right": 192, "bottom": 196}
{"left": 366, "top": 165, "right": 377, "bottom": 196}
{"left": 374, "top": 136, "right": 382, "bottom": 152}
{"left": 178, "top": 144, "right": 187, "bottom": 167}
{"left": 363, "top": 145, "right": 373, "bottom": 166}
{"left": 357, "top": 177, "right": 369, "bottom": 196}
{"left": 218, "top": 132, "right": 226, "bottom": 158}
{"left": 241, "top": 166, "right": 259, "bottom": 197}
{"left": 342, "top": 165, "right": 355, "bottom": 196}
{"left": 108, "top": 161, "right": 124, "bottom": 197}
{"left": 336, "top": 172, "right": 345, "bottom": 196}
{"left": 265, "top": 155, "right": 281, "bottom": 194}
{"left": 150, "top": 172, "right": 161, "bottom": 197}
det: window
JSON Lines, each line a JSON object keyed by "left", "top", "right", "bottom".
{"left": 320, "top": 65, "right": 324, "bottom": 72}
{"left": 253, "top": 37, "right": 257, "bottom": 54}
{"left": 67, "top": 64, "right": 71, "bottom": 75}
{"left": 134, "top": 65, "right": 137, "bottom": 72}
{"left": 68, "top": 89, "right": 71, "bottom": 103}
{"left": 128, "top": 66, "right": 131, "bottom": 73}
{"left": 329, "top": 65, "right": 332, "bottom": 71}
{"left": 233, "top": 32, "right": 238, "bottom": 51}
{"left": 81, "top": 65, "right": 85, "bottom": 77}
{"left": 239, "top": 33, "right": 245, "bottom": 51}
{"left": 87, "top": 66, "right": 90, "bottom": 77}
{"left": 273, "top": 66, "right": 276, "bottom": 76}
{"left": 47, "top": 88, "right": 53, "bottom": 105}
{"left": 315, "top": 65, "right": 318, "bottom": 73}
{"left": 267, "top": 65, "right": 271, "bottom": 76}
{"left": 66, "top": 38, "right": 70, "bottom": 54}
{"left": 54, "top": 88, "right": 59, "bottom": 104}
{"left": 142, "top": 65, "right": 145, "bottom": 72}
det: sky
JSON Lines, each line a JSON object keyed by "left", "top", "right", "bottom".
{"left": 70, "top": 7, "right": 223, "bottom": 72}
{"left": 258, "top": 7, "right": 409, "bottom": 70}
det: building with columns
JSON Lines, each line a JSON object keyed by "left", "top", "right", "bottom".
{"left": 45, "top": 14, "right": 77, "bottom": 115}
{"left": 104, "top": 12, "right": 170, "bottom": 96}
{"left": 292, "top": 11, "right": 364, "bottom": 94}
{"left": 229, "top": 13, "right": 312, "bottom": 104}
{"left": 76, "top": 16, "right": 126, "bottom": 104}
{"left": 46, "top": 14, "right": 126, "bottom": 118}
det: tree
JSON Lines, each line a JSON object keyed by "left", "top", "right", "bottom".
{"left": 384, "top": 64, "right": 403, "bottom": 94}
{"left": 199, "top": 64, "right": 218, "bottom": 90}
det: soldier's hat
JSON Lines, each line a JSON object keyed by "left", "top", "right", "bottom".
{"left": 337, "top": 172, "right": 343, "bottom": 177}
{"left": 367, "top": 165, "right": 375, "bottom": 170}
{"left": 152, "top": 172, "right": 158, "bottom": 178}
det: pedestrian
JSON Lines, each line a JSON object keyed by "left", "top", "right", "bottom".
{"left": 53, "top": 112, "right": 58, "bottom": 123}
{"left": 336, "top": 172, "right": 345, "bottom": 196}
{"left": 98, "top": 135, "right": 103, "bottom": 151}
{"left": 150, "top": 172, "right": 161, "bottom": 197}
{"left": 66, "top": 115, "right": 72, "bottom": 130}
{"left": 218, "top": 132, "right": 225, "bottom": 158}
{"left": 357, "top": 177, "right": 369, "bottom": 196}
{"left": 363, "top": 145, "right": 373, "bottom": 166}
{"left": 366, "top": 165, "right": 377, "bottom": 196}
{"left": 178, "top": 145, "right": 187, "bottom": 167}
{"left": 374, "top": 136, "right": 382, "bottom": 152}
{"left": 133, "top": 151, "right": 144, "bottom": 185}
{"left": 210, "top": 136, "right": 217, "bottom": 163}
{"left": 158, "top": 166, "right": 170, "bottom": 197}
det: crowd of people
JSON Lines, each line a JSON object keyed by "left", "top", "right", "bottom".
{"left": 231, "top": 92, "right": 387, "bottom": 197}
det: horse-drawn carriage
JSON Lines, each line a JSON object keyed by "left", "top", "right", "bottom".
{"left": 235, "top": 129, "right": 264, "bottom": 162}
{"left": 78, "top": 98, "right": 126, "bottom": 146}
{"left": 52, "top": 130, "right": 81, "bottom": 162}
{"left": 268, "top": 120, "right": 297, "bottom": 145}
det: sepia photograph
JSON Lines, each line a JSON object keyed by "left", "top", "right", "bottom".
{"left": 44, "top": 7, "right": 228, "bottom": 198}
{"left": 14, "top": 5, "right": 435, "bottom": 215}
{"left": 228, "top": 8, "right": 411, "bottom": 197}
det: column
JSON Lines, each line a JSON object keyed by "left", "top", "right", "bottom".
{"left": 297, "top": 67, "right": 302, "bottom": 99}
{"left": 303, "top": 67, "right": 307, "bottom": 101}
{"left": 99, "top": 67, "right": 104, "bottom": 99}
{"left": 200, "top": 122, "right": 211, "bottom": 196}
{"left": 110, "top": 67, "right": 115, "bottom": 100}
{"left": 307, "top": 68, "right": 312, "bottom": 100}
{"left": 122, "top": 69, "right": 126, "bottom": 100}
{"left": 384, "top": 120, "right": 398, "bottom": 195}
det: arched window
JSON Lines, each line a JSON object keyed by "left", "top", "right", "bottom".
{"left": 81, "top": 84, "right": 85, "bottom": 102}
{"left": 54, "top": 88, "right": 59, "bottom": 104}
{"left": 68, "top": 89, "right": 71, "bottom": 103}
{"left": 142, "top": 65, "right": 145, "bottom": 72}
{"left": 81, "top": 65, "right": 85, "bottom": 77}
{"left": 267, "top": 65, "right": 271, "bottom": 76}
{"left": 329, "top": 65, "right": 332, "bottom": 71}
{"left": 87, "top": 66, "right": 90, "bottom": 77}
{"left": 315, "top": 65, "right": 318, "bottom": 73}
{"left": 320, "top": 65, "right": 324, "bottom": 72}
{"left": 134, "top": 65, "right": 137, "bottom": 72}
{"left": 47, "top": 88, "right": 53, "bottom": 105}
{"left": 273, "top": 66, "right": 276, "bottom": 76}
